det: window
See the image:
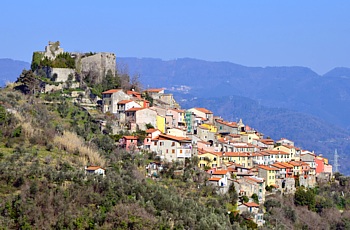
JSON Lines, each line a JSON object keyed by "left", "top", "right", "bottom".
{"left": 166, "top": 149, "right": 168, "bottom": 153}
{"left": 180, "top": 150, "right": 182, "bottom": 153}
{"left": 171, "top": 142, "right": 175, "bottom": 146}
{"left": 213, "top": 157, "right": 217, "bottom": 161}
{"left": 172, "top": 149, "right": 175, "bottom": 154}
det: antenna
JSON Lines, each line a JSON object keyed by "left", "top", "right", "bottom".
{"left": 334, "top": 149, "right": 340, "bottom": 173}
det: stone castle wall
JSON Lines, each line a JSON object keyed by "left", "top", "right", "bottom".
{"left": 43, "top": 41, "right": 64, "bottom": 60}
{"left": 80, "top": 52, "right": 116, "bottom": 83}
{"left": 45, "top": 67, "right": 75, "bottom": 82}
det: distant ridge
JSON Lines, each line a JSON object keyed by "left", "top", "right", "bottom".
{"left": 0, "top": 58, "right": 30, "bottom": 86}
{"left": 117, "top": 57, "right": 350, "bottom": 130}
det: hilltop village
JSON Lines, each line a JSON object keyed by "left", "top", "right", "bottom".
{"left": 13, "top": 42, "right": 334, "bottom": 228}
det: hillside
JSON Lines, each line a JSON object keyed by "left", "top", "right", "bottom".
{"left": 0, "top": 85, "right": 240, "bottom": 229}
{"left": 118, "top": 57, "right": 350, "bottom": 130}
{"left": 1, "top": 53, "right": 350, "bottom": 229}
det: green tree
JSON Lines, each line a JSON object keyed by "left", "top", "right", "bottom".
{"left": 251, "top": 193, "right": 259, "bottom": 204}
{"left": 294, "top": 187, "right": 316, "bottom": 210}
{"left": 16, "top": 70, "right": 41, "bottom": 95}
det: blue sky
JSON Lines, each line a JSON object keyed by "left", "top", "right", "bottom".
{"left": 1, "top": 0, "right": 349, "bottom": 74}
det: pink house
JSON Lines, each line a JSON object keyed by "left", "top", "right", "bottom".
{"left": 121, "top": 136, "right": 139, "bottom": 151}
{"left": 315, "top": 156, "right": 325, "bottom": 175}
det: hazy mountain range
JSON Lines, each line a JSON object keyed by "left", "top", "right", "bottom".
{"left": 1, "top": 57, "right": 350, "bottom": 174}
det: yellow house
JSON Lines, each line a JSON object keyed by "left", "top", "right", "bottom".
{"left": 288, "top": 161, "right": 303, "bottom": 176}
{"left": 221, "top": 152, "right": 255, "bottom": 168}
{"left": 167, "top": 128, "right": 187, "bottom": 137}
{"left": 274, "top": 145, "right": 299, "bottom": 161}
{"left": 198, "top": 150, "right": 222, "bottom": 169}
{"left": 240, "top": 132, "right": 260, "bottom": 144}
{"left": 201, "top": 123, "right": 218, "bottom": 133}
{"left": 258, "top": 165, "right": 279, "bottom": 186}
{"left": 156, "top": 115, "right": 166, "bottom": 134}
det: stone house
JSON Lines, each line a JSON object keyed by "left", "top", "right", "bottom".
{"left": 125, "top": 108, "right": 157, "bottom": 131}
{"left": 117, "top": 100, "right": 141, "bottom": 122}
{"left": 214, "top": 118, "right": 239, "bottom": 135}
{"left": 187, "top": 107, "right": 214, "bottom": 124}
{"left": 102, "top": 89, "right": 130, "bottom": 114}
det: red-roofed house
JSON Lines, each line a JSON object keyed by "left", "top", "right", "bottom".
{"left": 117, "top": 100, "right": 141, "bottom": 122}
{"left": 187, "top": 107, "right": 214, "bottom": 123}
{"left": 102, "top": 89, "right": 130, "bottom": 113}
{"left": 120, "top": 136, "right": 139, "bottom": 151}
{"left": 207, "top": 169, "right": 231, "bottom": 193}
{"left": 85, "top": 166, "right": 105, "bottom": 176}
{"left": 144, "top": 129, "right": 161, "bottom": 150}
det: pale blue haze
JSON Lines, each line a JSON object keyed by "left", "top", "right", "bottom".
{"left": 1, "top": 0, "right": 349, "bottom": 74}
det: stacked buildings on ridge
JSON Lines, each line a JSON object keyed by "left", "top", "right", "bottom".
{"left": 101, "top": 87, "right": 333, "bottom": 226}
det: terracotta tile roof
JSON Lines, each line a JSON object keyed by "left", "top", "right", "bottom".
{"left": 271, "top": 163, "right": 287, "bottom": 169}
{"left": 246, "top": 177, "right": 264, "bottom": 183}
{"left": 243, "top": 202, "right": 260, "bottom": 207}
{"left": 117, "top": 100, "right": 133, "bottom": 104}
{"left": 208, "top": 177, "right": 222, "bottom": 181}
{"left": 262, "top": 150, "right": 289, "bottom": 155}
{"left": 195, "top": 107, "right": 213, "bottom": 114}
{"left": 212, "top": 170, "right": 228, "bottom": 175}
{"left": 169, "top": 108, "right": 185, "bottom": 113}
{"left": 146, "top": 128, "right": 160, "bottom": 133}
{"left": 198, "top": 149, "right": 222, "bottom": 156}
{"left": 123, "top": 136, "right": 138, "bottom": 140}
{"left": 102, "top": 89, "right": 121, "bottom": 94}
{"left": 288, "top": 161, "right": 303, "bottom": 166}
{"left": 198, "top": 125, "right": 210, "bottom": 130}
{"left": 275, "top": 162, "right": 294, "bottom": 168}
{"left": 216, "top": 119, "right": 238, "bottom": 128}
{"left": 258, "top": 165, "right": 279, "bottom": 171}
{"left": 197, "top": 140, "right": 211, "bottom": 145}
{"left": 158, "top": 134, "right": 191, "bottom": 142}
{"left": 259, "top": 139, "right": 275, "bottom": 144}
{"left": 126, "top": 108, "right": 144, "bottom": 112}
{"left": 222, "top": 152, "right": 254, "bottom": 157}
{"left": 86, "top": 166, "right": 104, "bottom": 171}
{"left": 144, "top": 88, "right": 164, "bottom": 93}
{"left": 281, "top": 144, "right": 294, "bottom": 149}
{"left": 127, "top": 91, "right": 141, "bottom": 97}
